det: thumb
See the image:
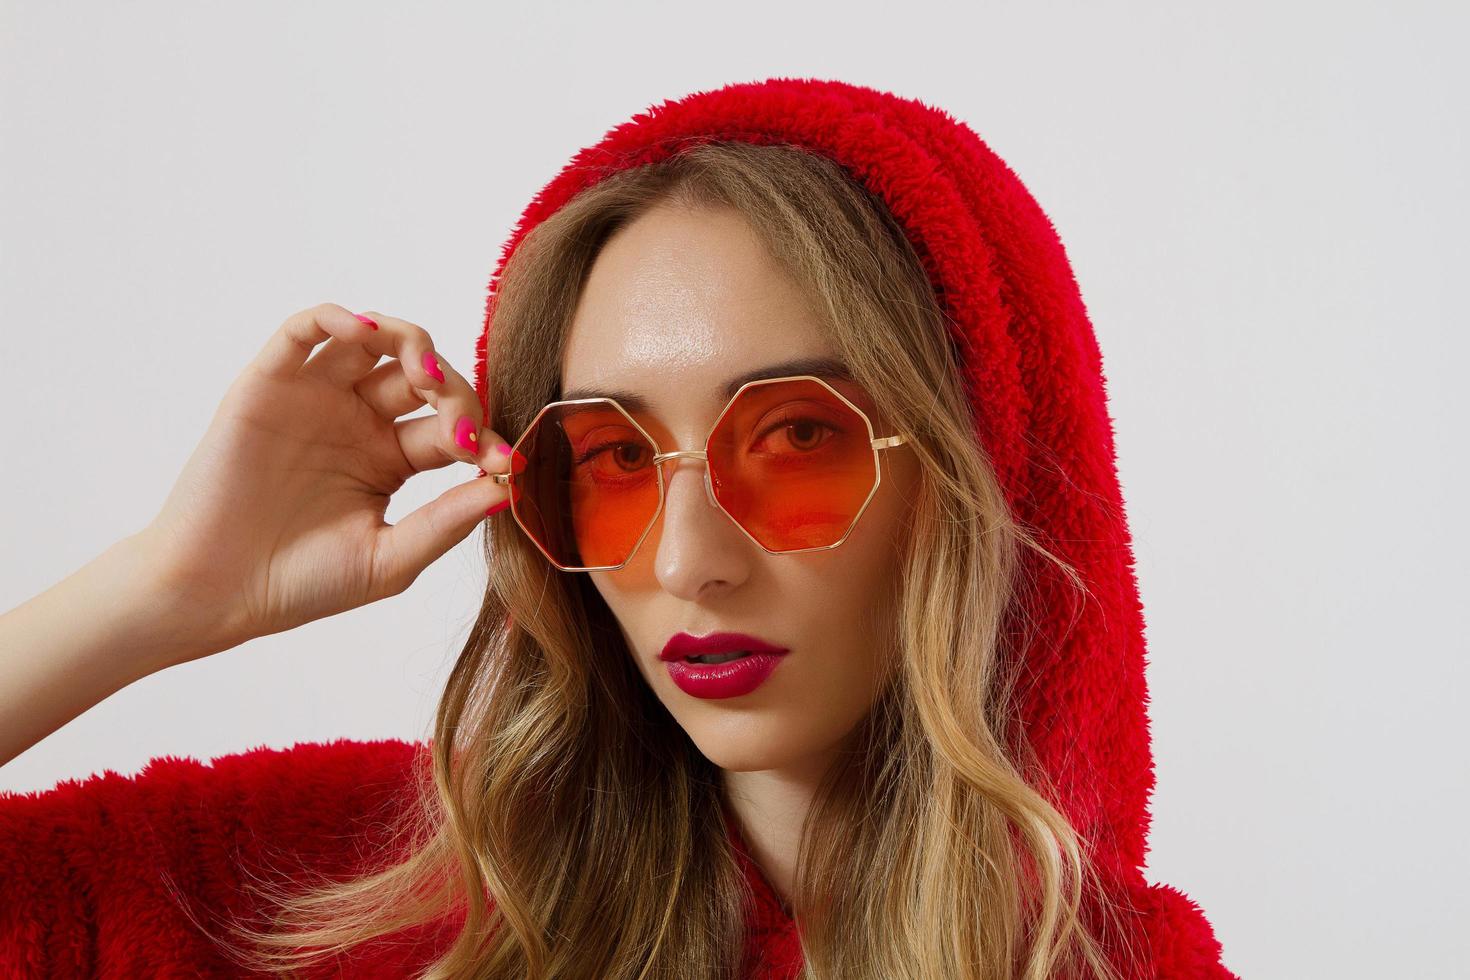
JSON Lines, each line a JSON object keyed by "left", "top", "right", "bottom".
{"left": 371, "top": 476, "right": 509, "bottom": 597}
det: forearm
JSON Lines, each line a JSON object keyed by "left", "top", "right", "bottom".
{"left": 0, "top": 533, "right": 219, "bottom": 767}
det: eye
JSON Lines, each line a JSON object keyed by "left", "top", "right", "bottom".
{"left": 574, "top": 440, "right": 653, "bottom": 473}
{"left": 751, "top": 415, "right": 842, "bottom": 454}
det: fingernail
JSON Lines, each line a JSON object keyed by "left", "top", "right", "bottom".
{"left": 454, "top": 416, "right": 480, "bottom": 453}
{"left": 495, "top": 442, "right": 512, "bottom": 457}
{"left": 353, "top": 313, "right": 379, "bottom": 330}
{"left": 422, "top": 351, "right": 445, "bottom": 383}
{"left": 485, "top": 498, "right": 510, "bottom": 517}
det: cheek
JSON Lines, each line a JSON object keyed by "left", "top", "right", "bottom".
{"left": 791, "top": 504, "right": 908, "bottom": 690}
{"left": 585, "top": 574, "right": 648, "bottom": 666}
{"left": 842, "top": 477, "right": 913, "bottom": 600}
{"left": 836, "top": 483, "right": 912, "bottom": 667}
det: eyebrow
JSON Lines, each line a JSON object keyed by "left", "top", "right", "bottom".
{"left": 558, "top": 355, "right": 854, "bottom": 412}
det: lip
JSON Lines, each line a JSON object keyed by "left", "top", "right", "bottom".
{"left": 660, "top": 631, "right": 791, "bottom": 700}
{"left": 661, "top": 631, "right": 789, "bottom": 661}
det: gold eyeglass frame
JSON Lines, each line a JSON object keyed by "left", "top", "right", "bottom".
{"left": 489, "top": 374, "right": 911, "bottom": 573}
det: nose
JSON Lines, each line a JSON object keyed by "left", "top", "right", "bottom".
{"left": 648, "top": 454, "right": 750, "bottom": 597}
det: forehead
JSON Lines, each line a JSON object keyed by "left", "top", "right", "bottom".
{"left": 559, "top": 203, "right": 840, "bottom": 412}
{"left": 560, "top": 354, "right": 857, "bottom": 415}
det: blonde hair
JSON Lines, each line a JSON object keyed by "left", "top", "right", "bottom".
{"left": 202, "top": 140, "right": 1148, "bottom": 978}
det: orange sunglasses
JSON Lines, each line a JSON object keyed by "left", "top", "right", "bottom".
{"left": 490, "top": 374, "right": 911, "bottom": 572}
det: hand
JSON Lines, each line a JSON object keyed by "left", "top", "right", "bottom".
{"left": 132, "top": 303, "right": 513, "bottom": 670}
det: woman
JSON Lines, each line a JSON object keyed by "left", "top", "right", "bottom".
{"left": 0, "top": 78, "right": 1235, "bottom": 978}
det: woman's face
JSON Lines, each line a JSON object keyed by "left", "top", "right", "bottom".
{"left": 559, "top": 202, "right": 919, "bottom": 774}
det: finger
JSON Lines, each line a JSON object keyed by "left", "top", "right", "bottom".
{"left": 300, "top": 335, "right": 384, "bottom": 387}
{"left": 253, "top": 303, "right": 378, "bottom": 380}
{"left": 353, "top": 349, "right": 480, "bottom": 423}
{"left": 395, "top": 413, "right": 514, "bottom": 474}
{"left": 416, "top": 348, "right": 502, "bottom": 459}
{"left": 354, "top": 359, "right": 427, "bottom": 421}
{"left": 347, "top": 315, "right": 503, "bottom": 468}
{"left": 369, "top": 476, "right": 511, "bottom": 599}
{"left": 349, "top": 310, "right": 483, "bottom": 429}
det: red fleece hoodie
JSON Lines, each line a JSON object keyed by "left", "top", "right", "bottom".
{"left": 0, "top": 77, "right": 1236, "bottom": 978}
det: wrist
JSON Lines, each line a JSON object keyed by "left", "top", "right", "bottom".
{"left": 104, "top": 530, "right": 244, "bottom": 676}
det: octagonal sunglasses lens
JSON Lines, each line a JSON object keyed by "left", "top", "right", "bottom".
{"left": 706, "top": 378, "right": 879, "bottom": 551}
{"left": 510, "top": 400, "right": 661, "bottom": 569}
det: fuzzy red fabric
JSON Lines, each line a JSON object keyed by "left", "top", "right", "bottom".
{"left": 1, "top": 739, "right": 448, "bottom": 976}
{"left": 0, "top": 738, "right": 799, "bottom": 976}
{"left": 1, "top": 77, "right": 1235, "bottom": 978}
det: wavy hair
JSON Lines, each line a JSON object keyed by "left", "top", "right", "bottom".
{"left": 203, "top": 140, "right": 1148, "bottom": 979}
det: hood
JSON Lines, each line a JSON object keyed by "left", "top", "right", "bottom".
{"left": 472, "top": 77, "right": 1232, "bottom": 975}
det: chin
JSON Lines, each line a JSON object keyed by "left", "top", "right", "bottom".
{"left": 682, "top": 717, "right": 848, "bottom": 775}
{"left": 679, "top": 723, "right": 800, "bottom": 773}
{"left": 697, "top": 745, "right": 790, "bottom": 773}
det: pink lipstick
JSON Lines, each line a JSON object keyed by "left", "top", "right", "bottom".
{"left": 660, "top": 631, "right": 790, "bottom": 699}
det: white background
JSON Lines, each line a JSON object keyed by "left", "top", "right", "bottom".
{"left": 2, "top": 3, "right": 1465, "bottom": 977}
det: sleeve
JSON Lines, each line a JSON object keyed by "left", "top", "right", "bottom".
{"left": 0, "top": 737, "right": 430, "bottom": 978}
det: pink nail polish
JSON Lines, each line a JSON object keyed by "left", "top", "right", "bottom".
{"left": 422, "top": 351, "right": 445, "bottom": 383}
{"left": 353, "top": 313, "right": 379, "bottom": 330}
{"left": 486, "top": 498, "right": 510, "bottom": 517}
{"left": 454, "top": 416, "right": 480, "bottom": 452}
{"left": 495, "top": 442, "right": 512, "bottom": 456}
